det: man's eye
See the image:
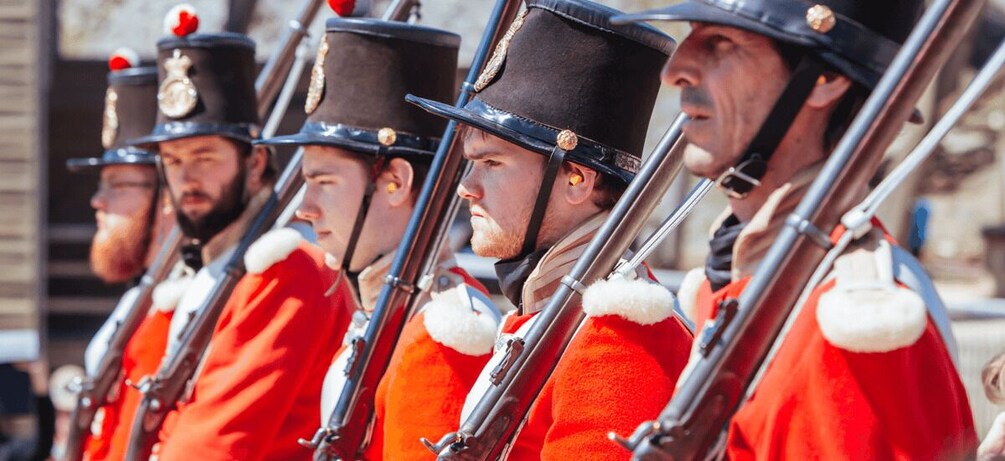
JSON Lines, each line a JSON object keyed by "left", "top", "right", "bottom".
{"left": 483, "top": 159, "right": 501, "bottom": 167}
{"left": 161, "top": 157, "right": 180, "bottom": 166}
{"left": 708, "top": 35, "right": 734, "bottom": 52}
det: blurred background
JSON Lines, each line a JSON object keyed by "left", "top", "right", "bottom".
{"left": 2, "top": 0, "right": 1005, "bottom": 458}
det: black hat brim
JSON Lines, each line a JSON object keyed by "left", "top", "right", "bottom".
{"left": 66, "top": 150, "right": 159, "bottom": 172}
{"left": 127, "top": 124, "right": 256, "bottom": 149}
{"left": 406, "top": 95, "right": 634, "bottom": 185}
{"left": 612, "top": 3, "right": 925, "bottom": 123}
{"left": 256, "top": 132, "right": 436, "bottom": 160}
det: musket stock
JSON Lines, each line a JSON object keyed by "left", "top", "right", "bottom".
{"left": 306, "top": 1, "right": 523, "bottom": 459}
{"left": 618, "top": 0, "right": 985, "bottom": 459}
{"left": 429, "top": 114, "right": 690, "bottom": 460}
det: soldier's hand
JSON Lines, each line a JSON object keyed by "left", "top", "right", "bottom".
{"left": 979, "top": 412, "right": 1005, "bottom": 461}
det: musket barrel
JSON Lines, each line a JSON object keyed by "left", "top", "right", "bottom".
{"left": 314, "top": 1, "right": 523, "bottom": 458}
{"left": 630, "top": 0, "right": 986, "bottom": 458}
{"left": 255, "top": 0, "right": 327, "bottom": 119}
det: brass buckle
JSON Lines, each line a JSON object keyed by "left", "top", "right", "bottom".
{"left": 715, "top": 157, "right": 766, "bottom": 199}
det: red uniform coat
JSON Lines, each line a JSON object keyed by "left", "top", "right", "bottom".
{"left": 503, "top": 288, "right": 693, "bottom": 460}
{"left": 364, "top": 268, "right": 496, "bottom": 460}
{"left": 83, "top": 308, "right": 173, "bottom": 460}
{"left": 155, "top": 230, "right": 353, "bottom": 461}
{"left": 321, "top": 261, "right": 499, "bottom": 461}
{"left": 680, "top": 167, "right": 977, "bottom": 459}
{"left": 459, "top": 213, "right": 693, "bottom": 460}
{"left": 693, "top": 271, "right": 976, "bottom": 459}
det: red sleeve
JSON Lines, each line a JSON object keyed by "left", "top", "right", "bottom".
{"left": 157, "top": 248, "right": 338, "bottom": 461}
{"left": 369, "top": 312, "right": 492, "bottom": 460}
{"left": 510, "top": 315, "right": 692, "bottom": 461}
{"left": 727, "top": 281, "right": 977, "bottom": 460}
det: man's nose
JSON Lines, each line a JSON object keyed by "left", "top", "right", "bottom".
{"left": 662, "top": 41, "right": 700, "bottom": 88}
{"left": 90, "top": 189, "right": 107, "bottom": 211}
{"left": 456, "top": 170, "right": 480, "bottom": 201}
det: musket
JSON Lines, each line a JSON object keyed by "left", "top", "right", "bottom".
{"left": 120, "top": 2, "right": 347, "bottom": 459}
{"left": 420, "top": 113, "right": 690, "bottom": 460}
{"left": 62, "top": 227, "right": 182, "bottom": 461}
{"left": 613, "top": 0, "right": 985, "bottom": 458}
{"left": 302, "top": 1, "right": 523, "bottom": 459}
{"left": 255, "top": 0, "right": 332, "bottom": 121}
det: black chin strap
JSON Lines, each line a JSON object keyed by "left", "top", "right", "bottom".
{"left": 717, "top": 56, "right": 826, "bottom": 199}
{"left": 341, "top": 152, "right": 387, "bottom": 273}
{"left": 521, "top": 145, "right": 568, "bottom": 256}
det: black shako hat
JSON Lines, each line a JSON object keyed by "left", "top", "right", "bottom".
{"left": 613, "top": 0, "right": 924, "bottom": 90}
{"left": 258, "top": 18, "right": 460, "bottom": 160}
{"left": 407, "top": 0, "right": 676, "bottom": 185}
{"left": 129, "top": 32, "right": 260, "bottom": 146}
{"left": 67, "top": 66, "right": 159, "bottom": 171}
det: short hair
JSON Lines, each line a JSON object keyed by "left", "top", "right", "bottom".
{"left": 228, "top": 139, "right": 279, "bottom": 183}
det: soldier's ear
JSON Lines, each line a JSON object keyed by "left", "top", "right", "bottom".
{"left": 381, "top": 157, "right": 414, "bottom": 207}
{"left": 806, "top": 72, "right": 852, "bottom": 110}
{"left": 245, "top": 144, "right": 269, "bottom": 190}
{"left": 560, "top": 162, "right": 598, "bottom": 206}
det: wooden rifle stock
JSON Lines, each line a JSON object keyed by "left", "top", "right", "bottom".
{"left": 618, "top": 0, "right": 985, "bottom": 459}
{"left": 426, "top": 115, "right": 689, "bottom": 461}
{"left": 306, "top": 1, "right": 523, "bottom": 459}
{"left": 61, "top": 228, "right": 183, "bottom": 461}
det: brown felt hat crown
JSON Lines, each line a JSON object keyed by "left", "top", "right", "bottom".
{"left": 129, "top": 32, "right": 259, "bottom": 146}
{"left": 408, "top": 0, "right": 676, "bottom": 184}
{"left": 258, "top": 18, "right": 460, "bottom": 159}
{"left": 67, "top": 67, "right": 159, "bottom": 172}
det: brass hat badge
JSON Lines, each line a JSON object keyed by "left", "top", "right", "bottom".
{"left": 158, "top": 49, "right": 199, "bottom": 119}
{"left": 305, "top": 37, "right": 329, "bottom": 115}
{"left": 101, "top": 88, "right": 119, "bottom": 148}
{"left": 474, "top": 9, "right": 528, "bottom": 92}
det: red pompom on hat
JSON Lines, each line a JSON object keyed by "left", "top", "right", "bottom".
{"left": 108, "top": 47, "right": 139, "bottom": 71}
{"left": 164, "top": 4, "right": 199, "bottom": 37}
{"left": 327, "top": 0, "right": 355, "bottom": 16}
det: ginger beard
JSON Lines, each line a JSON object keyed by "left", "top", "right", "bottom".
{"left": 468, "top": 200, "right": 532, "bottom": 260}
{"left": 90, "top": 202, "right": 153, "bottom": 283}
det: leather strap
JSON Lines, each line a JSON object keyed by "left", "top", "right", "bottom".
{"left": 717, "top": 56, "right": 826, "bottom": 198}
{"left": 521, "top": 145, "right": 567, "bottom": 256}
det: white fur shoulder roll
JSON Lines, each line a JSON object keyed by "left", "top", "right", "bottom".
{"left": 582, "top": 277, "right": 675, "bottom": 326}
{"left": 422, "top": 284, "right": 499, "bottom": 356}
{"left": 244, "top": 228, "right": 303, "bottom": 275}
{"left": 817, "top": 240, "right": 927, "bottom": 353}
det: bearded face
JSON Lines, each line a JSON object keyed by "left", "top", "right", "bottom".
{"left": 89, "top": 165, "right": 157, "bottom": 283}
{"left": 158, "top": 136, "right": 252, "bottom": 243}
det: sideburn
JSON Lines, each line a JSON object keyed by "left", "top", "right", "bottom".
{"left": 176, "top": 166, "right": 249, "bottom": 242}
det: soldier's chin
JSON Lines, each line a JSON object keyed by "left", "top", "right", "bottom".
{"left": 470, "top": 231, "right": 520, "bottom": 260}
{"left": 683, "top": 143, "right": 730, "bottom": 179}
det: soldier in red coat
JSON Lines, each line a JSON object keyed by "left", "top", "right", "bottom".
{"left": 258, "top": 18, "right": 501, "bottom": 460}
{"left": 618, "top": 0, "right": 978, "bottom": 457}
{"left": 122, "top": 13, "right": 352, "bottom": 460}
{"left": 409, "top": 1, "right": 694, "bottom": 458}
{"left": 64, "top": 49, "right": 174, "bottom": 461}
